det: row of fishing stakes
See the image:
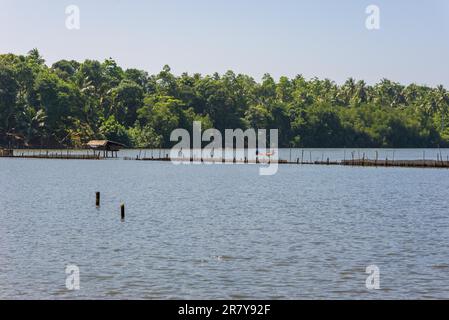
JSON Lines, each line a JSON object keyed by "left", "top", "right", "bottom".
{"left": 96, "top": 192, "right": 125, "bottom": 220}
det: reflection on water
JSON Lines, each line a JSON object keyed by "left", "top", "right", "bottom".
{"left": 1, "top": 150, "right": 449, "bottom": 299}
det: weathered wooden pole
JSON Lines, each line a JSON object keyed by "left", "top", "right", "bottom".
{"left": 96, "top": 192, "right": 100, "bottom": 207}
{"left": 121, "top": 203, "right": 125, "bottom": 220}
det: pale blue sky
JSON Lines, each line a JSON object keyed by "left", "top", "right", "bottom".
{"left": 1, "top": 0, "right": 449, "bottom": 86}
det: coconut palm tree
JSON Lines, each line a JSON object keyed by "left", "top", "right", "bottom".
{"left": 435, "top": 85, "right": 449, "bottom": 132}
{"left": 19, "top": 107, "right": 46, "bottom": 146}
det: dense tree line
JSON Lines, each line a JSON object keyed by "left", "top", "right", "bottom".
{"left": 1, "top": 49, "right": 448, "bottom": 148}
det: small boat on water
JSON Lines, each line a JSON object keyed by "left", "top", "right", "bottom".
{"left": 257, "top": 150, "right": 276, "bottom": 157}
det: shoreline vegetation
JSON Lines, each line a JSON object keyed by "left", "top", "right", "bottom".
{"left": 1, "top": 49, "right": 449, "bottom": 149}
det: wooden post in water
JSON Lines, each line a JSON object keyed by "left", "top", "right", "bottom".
{"left": 301, "top": 149, "right": 304, "bottom": 164}
{"left": 121, "top": 203, "right": 125, "bottom": 220}
{"left": 96, "top": 192, "right": 100, "bottom": 207}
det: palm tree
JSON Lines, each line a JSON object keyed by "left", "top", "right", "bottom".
{"left": 373, "top": 79, "right": 405, "bottom": 108}
{"left": 20, "top": 107, "right": 46, "bottom": 146}
{"left": 351, "top": 80, "right": 368, "bottom": 106}
{"left": 435, "top": 85, "right": 449, "bottom": 132}
{"left": 340, "top": 78, "right": 356, "bottom": 105}
{"left": 27, "top": 49, "right": 45, "bottom": 65}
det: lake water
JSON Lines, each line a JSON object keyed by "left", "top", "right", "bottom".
{"left": 1, "top": 149, "right": 449, "bottom": 299}
{"left": 12, "top": 148, "right": 449, "bottom": 162}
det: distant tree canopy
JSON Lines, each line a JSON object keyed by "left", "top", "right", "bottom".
{"left": 0, "top": 49, "right": 448, "bottom": 148}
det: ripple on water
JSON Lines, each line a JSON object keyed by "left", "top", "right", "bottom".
{"left": 2, "top": 158, "right": 449, "bottom": 299}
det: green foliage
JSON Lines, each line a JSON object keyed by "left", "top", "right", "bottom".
{"left": 99, "top": 115, "right": 130, "bottom": 146}
{"left": 0, "top": 63, "right": 19, "bottom": 133}
{"left": 110, "top": 79, "right": 144, "bottom": 126}
{"left": 0, "top": 50, "right": 448, "bottom": 148}
{"left": 128, "top": 124, "right": 161, "bottom": 148}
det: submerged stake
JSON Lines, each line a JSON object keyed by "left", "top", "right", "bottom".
{"left": 96, "top": 192, "right": 100, "bottom": 207}
{"left": 121, "top": 203, "right": 125, "bottom": 220}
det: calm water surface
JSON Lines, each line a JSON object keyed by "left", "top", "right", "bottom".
{"left": 1, "top": 150, "right": 449, "bottom": 299}
{"left": 14, "top": 148, "right": 449, "bottom": 162}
